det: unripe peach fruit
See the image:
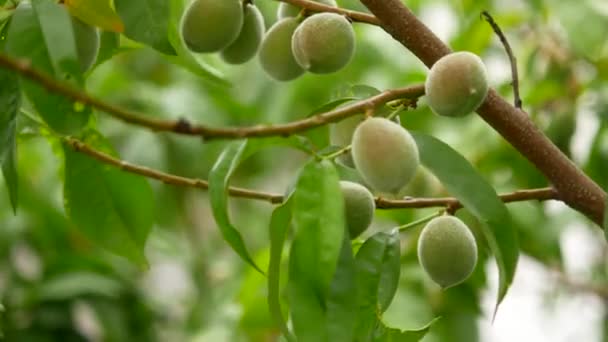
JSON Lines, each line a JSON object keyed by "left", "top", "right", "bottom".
{"left": 351, "top": 118, "right": 419, "bottom": 194}
{"left": 340, "top": 181, "right": 375, "bottom": 239}
{"left": 181, "top": 0, "right": 243, "bottom": 53}
{"left": 425, "top": 51, "right": 489, "bottom": 117}
{"left": 291, "top": 13, "right": 355, "bottom": 74}
{"left": 259, "top": 18, "right": 305, "bottom": 81}
{"left": 417, "top": 215, "right": 478, "bottom": 288}
{"left": 220, "top": 4, "right": 265, "bottom": 64}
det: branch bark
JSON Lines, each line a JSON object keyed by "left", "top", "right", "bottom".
{"left": 0, "top": 53, "right": 423, "bottom": 140}
{"left": 359, "top": 0, "right": 606, "bottom": 225}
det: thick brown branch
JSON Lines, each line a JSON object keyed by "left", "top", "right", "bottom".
{"left": 277, "top": 0, "right": 380, "bottom": 25}
{"left": 0, "top": 53, "right": 423, "bottom": 140}
{"left": 62, "top": 137, "right": 284, "bottom": 204}
{"left": 359, "top": 0, "right": 606, "bottom": 225}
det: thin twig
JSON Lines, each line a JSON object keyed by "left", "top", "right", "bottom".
{"left": 0, "top": 53, "right": 424, "bottom": 140}
{"left": 277, "top": 0, "right": 380, "bottom": 25}
{"left": 62, "top": 137, "right": 285, "bottom": 204}
{"left": 396, "top": 211, "right": 443, "bottom": 231}
{"left": 64, "top": 136, "right": 559, "bottom": 209}
{"left": 376, "top": 187, "right": 559, "bottom": 210}
{"left": 482, "top": 11, "right": 522, "bottom": 109}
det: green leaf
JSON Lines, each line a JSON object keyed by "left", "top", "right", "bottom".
{"left": 326, "top": 234, "right": 358, "bottom": 342}
{"left": 412, "top": 132, "right": 518, "bottom": 310}
{"left": 293, "top": 159, "right": 345, "bottom": 294}
{"left": 63, "top": 131, "right": 154, "bottom": 265}
{"left": 209, "top": 140, "right": 263, "bottom": 273}
{"left": 377, "top": 233, "right": 401, "bottom": 312}
{"left": 267, "top": 197, "right": 296, "bottom": 342}
{"left": 288, "top": 238, "right": 327, "bottom": 342}
{"left": 288, "top": 159, "right": 345, "bottom": 341}
{"left": 64, "top": 0, "right": 124, "bottom": 32}
{"left": 4, "top": 3, "right": 90, "bottom": 134}
{"left": 165, "top": 0, "right": 229, "bottom": 87}
{"left": 31, "top": 0, "right": 82, "bottom": 83}
{"left": 354, "top": 231, "right": 402, "bottom": 341}
{"left": 114, "top": 0, "right": 176, "bottom": 55}
{"left": 373, "top": 317, "right": 440, "bottom": 342}
{"left": 95, "top": 31, "right": 121, "bottom": 66}
{"left": 0, "top": 67, "right": 19, "bottom": 213}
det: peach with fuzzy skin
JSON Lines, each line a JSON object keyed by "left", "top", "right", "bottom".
{"left": 220, "top": 4, "right": 265, "bottom": 64}
{"left": 351, "top": 117, "right": 420, "bottom": 194}
{"left": 291, "top": 13, "right": 355, "bottom": 74}
{"left": 417, "top": 215, "right": 478, "bottom": 288}
{"left": 277, "top": 0, "right": 337, "bottom": 20}
{"left": 259, "top": 18, "right": 305, "bottom": 81}
{"left": 71, "top": 17, "right": 100, "bottom": 72}
{"left": 181, "top": 0, "right": 243, "bottom": 53}
{"left": 425, "top": 51, "right": 489, "bottom": 117}
{"left": 340, "top": 181, "right": 375, "bottom": 239}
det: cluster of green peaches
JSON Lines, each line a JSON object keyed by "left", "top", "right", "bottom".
{"left": 181, "top": 0, "right": 490, "bottom": 290}
{"left": 333, "top": 51, "right": 489, "bottom": 288}
{"left": 180, "top": 0, "right": 355, "bottom": 80}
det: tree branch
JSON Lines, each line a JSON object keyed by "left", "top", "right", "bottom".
{"left": 481, "top": 11, "right": 522, "bottom": 109}
{"left": 0, "top": 53, "right": 424, "bottom": 140}
{"left": 61, "top": 137, "right": 557, "bottom": 210}
{"left": 277, "top": 0, "right": 380, "bottom": 25}
{"left": 62, "top": 137, "right": 284, "bottom": 204}
{"left": 358, "top": 0, "right": 606, "bottom": 225}
{"left": 61, "top": 136, "right": 561, "bottom": 212}
{"left": 377, "top": 187, "right": 558, "bottom": 210}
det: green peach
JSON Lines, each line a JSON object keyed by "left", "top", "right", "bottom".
{"left": 425, "top": 51, "right": 489, "bottom": 117}
{"left": 340, "top": 181, "right": 375, "bottom": 239}
{"left": 417, "top": 216, "right": 478, "bottom": 288}
{"left": 291, "top": 13, "right": 355, "bottom": 74}
{"left": 181, "top": 0, "right": 243, "bottom": 53}
{"left": 220, "top": 4, "right": 265, "bottom": 64}
{"left": 351, "top": 118, "right": 419, "bottom": 194}
{"left": 259, "top": 18, "right": 305, "bottom": 81}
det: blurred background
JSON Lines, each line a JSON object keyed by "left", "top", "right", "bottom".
{"left": 1, "top": 0, "right": 607, "bottom": 340}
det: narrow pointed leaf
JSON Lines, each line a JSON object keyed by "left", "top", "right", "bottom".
{"left": 268, "top": 197, "right": 296, "bottom": 342}
{"left": 288, "top": 159, "right": 345, "bottom": 341}
{"left": 326, "top": 234, "right": 358, "bottom": 342}
{"left": 354, "top": 231, "right": 401, "bottom": 341}
{"left": 209, "top": 140, "right": 263, "bottom": 273}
